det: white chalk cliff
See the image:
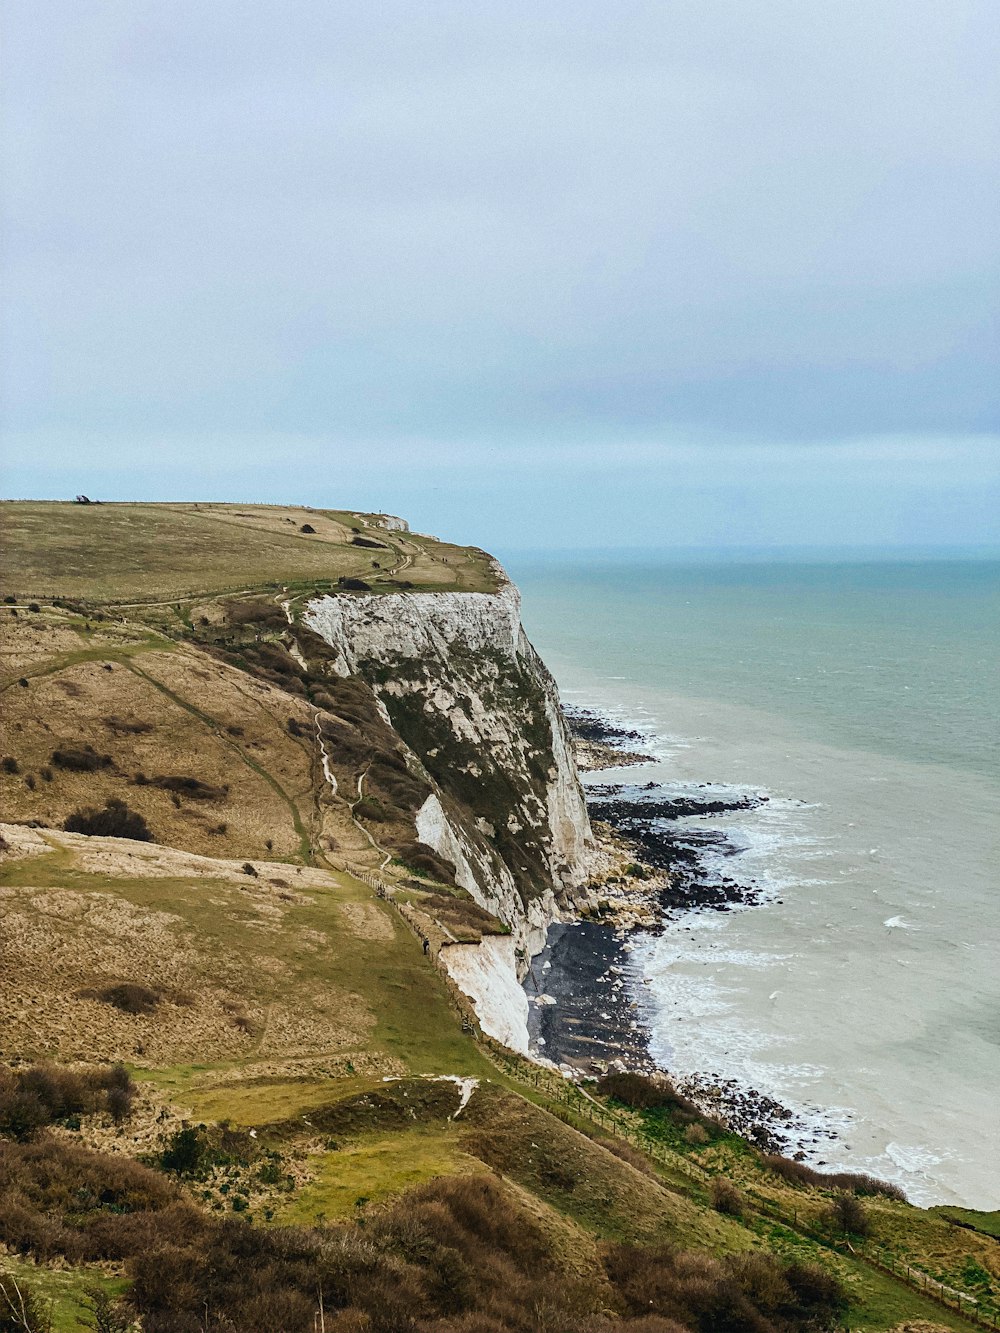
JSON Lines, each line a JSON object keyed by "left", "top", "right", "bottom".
{"left": 304, "top": 563, "right": 592, "bottom": 1045}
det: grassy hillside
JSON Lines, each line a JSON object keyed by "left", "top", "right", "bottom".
{"left": 0, "top": 500, "right": 496, "bottom": 601}
{"left": 0, "top": 502, "right": 996, "bottom": 1333}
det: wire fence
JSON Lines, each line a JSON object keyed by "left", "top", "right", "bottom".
{"left": 484, "top": 1049, "right": 997, "bottom": 1330}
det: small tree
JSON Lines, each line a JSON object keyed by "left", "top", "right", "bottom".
{"left": 828, "top": 1192, "right": 870, "bottom": 1237}
{"left": 77, "top": 1285, "right": 131, "bottom": 1333}
{"left": 64, "top": 800, "right": 153, "bottom": 841}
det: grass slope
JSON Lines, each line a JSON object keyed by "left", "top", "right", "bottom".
{"left": 0, "top": 501, "right": 496, "bottom": 601}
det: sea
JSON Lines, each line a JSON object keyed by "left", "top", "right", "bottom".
{"left": 502, "top": 550, "right": 1000, "bottom": 1210}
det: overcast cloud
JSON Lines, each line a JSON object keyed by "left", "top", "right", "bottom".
{"left": 2, "top": 1, "right": 997, "bottom": 546}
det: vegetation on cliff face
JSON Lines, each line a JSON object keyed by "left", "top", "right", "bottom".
{"left": 0, "top": 502, "right": 997, "bottom": 1332}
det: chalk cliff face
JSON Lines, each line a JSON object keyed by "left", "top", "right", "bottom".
{"left": 304, "top": 564, "right": 591, "bottom": 971}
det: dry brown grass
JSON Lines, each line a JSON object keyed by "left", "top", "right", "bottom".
{"left": 0, "top": 620, "right": 319, "bottom": 859}
{"left": 0, "top": 826, "right": 374, "bottom": 1067}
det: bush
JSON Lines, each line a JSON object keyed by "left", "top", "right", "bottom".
{"left": 300, "top": 523, "right": 315, "bottom": 533}
{"left": 64, "top": 799, "right": 153, "bottom": 841}
{"left": 594, "top": 1137, "right": 657, "bottom": 1178}
{"left": 0, "top": 1271, "right": 52, "bottom": 1333}
{"left": 78, "top": 1284, "right": 132, "bottom": 1333}
{"left": 762, "top": 1154, "right": 906, "bottom": 1200}
{"left": 0, "top": 1135, "right": 191, "bottom": 1264}
{"left": 827, "top": 1193, "right": 870, "bottom": 1237}
{"left": 50, "top": 746, "right": 112, "bottom": 773}
{"left": 597, "top": 1073, "right": 700, "bottom": 1118}
{"left": 89, "top": 983, "right": 161, "bottom": 1016}
{"left": 603, "top": 1242, "right": 846, "bottom": 1333}
{"left": 156, "top": 1124, "right": 258, "bottom": 1179}
{"left": 1, "top": 757, "right": 19, "bottom": 775}
{"left": 0, "top": 1063, "right": 136, "bottom": 1139}
{"left": 709, "top": 1178, "right": 745, "bottom": 1217}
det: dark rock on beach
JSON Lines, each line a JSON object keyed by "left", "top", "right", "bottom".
{"left": 525, "top": 921, "right": 655, "bottom": 1075}
{"left": 587, "top": 784, "right": 769, "bottom": 916}
{"left": 563, "top": 706, "right": 656, "bottom": 771}
{"left": 563, "top": 707, "right": 648, "bottom": 746}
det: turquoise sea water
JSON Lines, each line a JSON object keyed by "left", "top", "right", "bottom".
{"left": 504, "top": 553, "right": 1000, "bottom": 1208}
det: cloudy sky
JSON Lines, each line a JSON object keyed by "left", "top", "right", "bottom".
{"left": 2, "top": 1, "right": 997, "bottom": 549}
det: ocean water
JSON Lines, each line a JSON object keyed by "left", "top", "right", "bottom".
{"left": 504, "top": 553, "right": 1000, "bottom": 1209}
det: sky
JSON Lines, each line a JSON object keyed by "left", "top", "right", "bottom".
{"left": 2, "top": 1, "right": 998, "bottom": 550}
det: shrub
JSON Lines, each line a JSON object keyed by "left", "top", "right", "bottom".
{"left": 827, "top": 1193, "right": 870, "bottom": 1237}
{"left": 89, "top": 983, "right": 161, "bottom": 1016}
{"left": 355, "top": 797, "right": 390, "bottom": 823}
{"left": 78, "top": 1284, "right": 132, "bottom": 1333}
{"left": 597, "top": 1073, "right": 700, "bottom": 1117}
{"left": 24, "top": 775, "right": 35, "bottom": 791}
{"left": 27, "top": 603, "right": 40, "bottom": 613}
{"left": 157, "top": 1127, "right": 207, "bottom": 1177}
{"left": 63, "top": 800, "right": 153, "bottom": 841}
{"left": 1, "top": 757, "right": 19, "bottom": 775}
{"left": 242, "top": 863, "right": 258, "bottom": 877}
{"left": 602, "top": 1242, "right": 846, "bottom": 1332}
{"left": 300, "top": 523, "right": 316, "bottom": 533}
{"left": 0, "top": 1063, "right": 136, "bottom": 1139}
{"left": 709, "top": 1178, "right": 745, "bottom": 1217}
{"left": 50, "top": 746, "right": 112, "bottom": 773}
{"left": 762, "top": 1154, "right": 906, "bottom": 1201}
{"left": 0, "top": 1135, "right": 191, "bottom": 1264}
{"left": 39, "top": 768, "right": 52, "bottom": 782}
{"left": 0, "top": 1271, "right": 52, "bottom": 1333}
{"left": 156, "top": 1123, "right": 258, "bottom": 1179}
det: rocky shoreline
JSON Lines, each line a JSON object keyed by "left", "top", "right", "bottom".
{"left": 563, "top": 705, "right": 657, "bottom": 772}
{"left": 526, "top": 707, "right": 831, "bottom": 1158}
